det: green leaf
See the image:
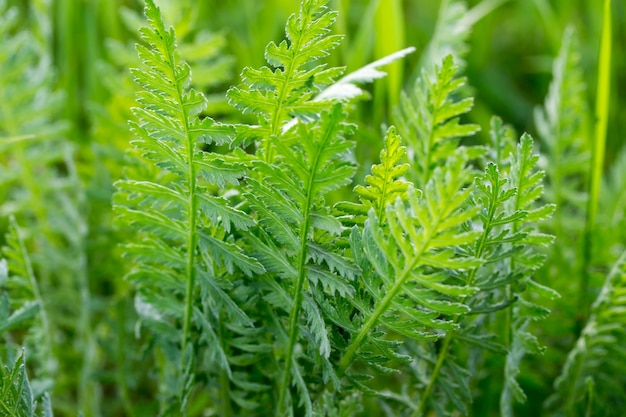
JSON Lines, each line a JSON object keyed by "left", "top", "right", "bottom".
{"left": 395, "top": 55, "right": 480, "bottom": 187}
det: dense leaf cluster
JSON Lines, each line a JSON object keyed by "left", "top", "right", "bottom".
{"left": 0, "top": 0, "right": 623, "bottom": 416}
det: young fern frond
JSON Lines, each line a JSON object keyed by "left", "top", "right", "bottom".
{"left": 335, "top": 126, "right": 410, "bottom": 225}
{"left": 498, "top": 133, "right": 557, "bottom": 416}
{"left": 226, "top": 2, "right": 362, "bottom": 414}
{"left": 227, "top": 0, "right": 343, "bottom": 160}
{"left": 242, "top": 104, "right": 357, "bottom": 416}
{"left": 115, "top": 0, "right": 262, "bottom": 410}
{"left": 394, "top": 55, "right": 480, "bottom": 187}
{"left": 408, "top": 128, "right": 554, "bottom": 416}
{"left": 535, "top": 27, "right": 589, "bottom": 242}
{"left": 546, "top": 254, "right": 626, "bottom": 416}
{"left": 338, "top": 151, "right": 481, "bottom": 384}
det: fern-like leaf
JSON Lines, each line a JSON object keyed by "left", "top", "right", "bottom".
{"left": 338, "top": 151, "right": 481, "bottom": 381}
{"left": 336, "top": 126, "right": 409, "bottom": 225}
{"left": 0, "top": 352, "right": 53, "bottom": 417}
{"left": 227, "top": 0, "right": 344, "bottom": 160}
{"left": 394, "top": 55, "right": 480, "bottom": 187}
{"left": 114, "top": 0, "right": 263, "bottom": 410}
{"left": 242, "top": 104, "right": 357, "bottom": 415}
{"left": 546, "top": 254, "right": 626, "bottom": 416}
{"left": 408, "top": 127, "right": 554, "bottom": 416}
{"left": 497, "top": 133, "right": 557, "bottom": 416}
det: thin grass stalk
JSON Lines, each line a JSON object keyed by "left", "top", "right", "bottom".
{"left": 578, "top": 0, "right": 612, "bottom": 333}
{"left": 373, "top": 0, "right": 405, "bottom": 124}
{"left": 345, "top": 0, "right": 379, "bottom": 72}
{"left": 53, "top": 0, "right": 80, "bottom": 134}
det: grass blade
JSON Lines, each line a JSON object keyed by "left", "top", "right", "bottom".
{"left": 579, "top": 0, "right": 612, "bottom": 330}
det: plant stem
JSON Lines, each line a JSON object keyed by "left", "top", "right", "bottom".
{"left": 413, "top": 173, "right": 498, "bottom": 416}
{"left": 275, "top": 183, "right": 313, "bottom": 417}
{"left": 412, "top": 332, "right": 454, "bottom": 417}
{"left": 578, "top": 0, "right": 612, "bottom": 334}
{"left": 275, "top": 108, "right": 340, "bottom": 416}
{"left": 339, "top": 270, "right": 414, "bottom": 373}
{"left": 156, "top": 11, "right": 198, "bottom": 397}
{"left": 338, "top": 229, "right": 436, "bottom": 374}
{"left": 218, "top": 318, "right": 232, "bottom": 417}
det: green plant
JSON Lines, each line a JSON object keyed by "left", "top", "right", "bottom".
{"left": 546, "top": 253, "right": 626, "bottom": 416}
{"left": 115, "top": 1, "right": 557, "bottom": 415}
{"left": 1, "top": 0, "right": 624, "bottom": 416}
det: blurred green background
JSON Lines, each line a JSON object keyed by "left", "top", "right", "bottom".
{"left": 12, "top": 0, "right": 623, "bottom": 152}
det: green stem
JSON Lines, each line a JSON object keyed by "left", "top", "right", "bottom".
{"left": 339, "top": 271, "right": 413, "bottom": 373}
{"left": 218, "top": 318, "right": 233, "bottom": 417}
{"left": 578, "top": 0, "right": 611, "bottom": 334}
{"left": 156, "top": 12, "right": 198, "bottom": 396}
{"left": 339, "top": 233, "right": 435, "bottom": 374}
{"left": 181, "top": 132, "right": 197, "bottom": 369}
{"left": 275, "top": 109, "right": 340, "bottom": 416}
{"left": 412, "top": 332, "right": 454, "bottom": 417}
{"left": 420, "top": 75, "right": 445, "bottom": 187}
{"left": 265, "top": 4, "right": 310, "bottom": 164}
{"left": 275, "top": 185, "right": 313, "bottom": 417}
{"left": 413, "top": 174, "right": 499, "bottom": 416}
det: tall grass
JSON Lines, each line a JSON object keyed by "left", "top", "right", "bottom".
{"left": 579, "top": 0, "right": 612, "bottom": 329}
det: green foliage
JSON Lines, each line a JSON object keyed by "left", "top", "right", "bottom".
{"left": 0, "top": 0, "right": 624, "bottom": 416}
{"left": 341, "top": 150, "right": 480, "bottom": 374}
{"left": 394, "top": 55, "right": 480, "bottom": 187}
{"left": 336, "top": 126, "right": 410, "bottom": 224}
{"left": 535, "top": 27, "right": 589, "bottom": 245}
{"left": 114, "top": 0, "right": 262, "bottom": 412}
{"left": 227, "top": 0, "right": 344, "bottom": 159}
{"left": 546, "top": 254, "right": 626, "bottom": 416}
{"left": 243, "top": 104, "right": 357, "bottom": 415}
{"left": 1, "top": 219, "right": 52, "bottom": 384}
{"left": 498, "top": 132, "right": 557, "bottom": 416}
{"left": 0, "top": 1, "right": 97, "bottom": 414}
{"left": 0, "top": 221, "right": 55, "bottom": 416}
{"left": 0, "top": 353, "right": 53, "bottom": 417}
{"left": 227, "top": 3, "right": 362, "bottom": 413}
